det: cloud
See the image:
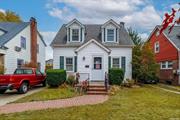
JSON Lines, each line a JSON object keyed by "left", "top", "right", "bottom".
{"left": 0, "top": 8, "right": 5, "bottom": 13}
{"left": 40, "top": 31, "right": 57, "bottom": 60}
{"left": 46, "top": 0, "right": 162, "bottom": 32}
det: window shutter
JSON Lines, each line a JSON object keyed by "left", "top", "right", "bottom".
{"left": 104, "top": 28, "right": 106, "bottom": 42}
{"left": 121, "top": 56, "right": 126, "bottom": 72}
{"left": 60, "top": 56, "right": 64, "bottom": 69}
{"left": 74, "top": 56, "right": 77, "bottom": 72}
{"left": 108, "top": 56, "right": 111, "bottom": 69}
{"left": 80, "top": 28, "right": 83, "bottom": 42}
{"left": 116, "top": 28, "right": 118, "bottom": 42}
{"left": 68, "top": 28, "right": 70, "bottom": 41}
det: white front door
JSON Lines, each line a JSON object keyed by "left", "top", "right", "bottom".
{"left": 91, "top": 56, "right": 104, "bottom": 81}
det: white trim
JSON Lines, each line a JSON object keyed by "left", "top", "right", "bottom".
{"left": 65, "top": 19, "right": 84, "bottom": 28}
{"left": 65, "top": 56, "right": 74, "bottom": 72}
{"left": 102, "top": 19, "right": 120, "bottom": 28}
{"left": 75, "top": 39, "right": 111, "bottom": 53}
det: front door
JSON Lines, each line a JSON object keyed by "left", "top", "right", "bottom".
{"left": 91, "top": 56, "right": 104, "bottom": 81}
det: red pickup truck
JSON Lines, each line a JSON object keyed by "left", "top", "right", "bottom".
{"left": 0, "top": 68, "right": 46, "bottom": 94}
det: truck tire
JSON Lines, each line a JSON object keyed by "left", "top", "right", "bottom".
{"left": 0, "top": 89, "right": 6, "bottom": 94}
{"left": 42, "top": 79, "right": 47, "bottom": 87}
{"left": 18, "top": 82, "right": 28, "bottom": 94}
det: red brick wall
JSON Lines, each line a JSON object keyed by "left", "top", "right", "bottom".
{"left": 30, "top": 17, "right": 37, "bottom": 65}
{"left": 149, "top": 28, "right": 179, "bottom": 85}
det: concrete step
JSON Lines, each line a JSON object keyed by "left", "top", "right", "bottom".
{"left": 87, "top": 91, "right": 108, "bottom": 95}
{"left": 87, "top": 87, "right": 107, "bottom": 91}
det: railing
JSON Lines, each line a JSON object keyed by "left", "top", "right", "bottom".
{"left": 105, "top": 72, "right": 109, "bottom": 91}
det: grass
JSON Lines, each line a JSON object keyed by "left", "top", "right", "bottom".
{"left": 156, "top": 83, "right": 180, "bottom": 92}
{"left": 1, "top": 85, "right": 180, "bottom": 120}
{"left": 12, "top": 85, "right": 78, "bottom": 103}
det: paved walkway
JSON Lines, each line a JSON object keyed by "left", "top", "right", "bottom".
{"left": 150, "top": 85, "right": 180, "bottom": 95}
{"left": 0, "top": 95, "right": 108, "bottom": 114}
{"left": 0, "top": 86, "right": 44, "bottom": 106}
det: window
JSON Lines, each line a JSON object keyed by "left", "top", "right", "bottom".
{"left": 17, "top": 59, "right": 24, "bottom": 68}
{"left": 107, "top": 29, "right": 114, "bottom": 42}
{"left": 14, "top": 69, "right": 24, "bottom": 74}
{"left": 72, "top": 29, "right": 79, "bottom": 41}
{"left": 36, "top": 69, "right": 42, "bottom": 75}
{"left": 21, "top": 36, "right": 26, "bottom": 49}
{"left": 154, "top": 41, "right": 159, "bottom": 53}
{"left": 112, "top": 58, "right": 120, "bottom": 68}
{"left": 66, "top": 57, "right": 73, "bottom": 71}
{"left": 24, "top": 69, "right": 33, "bottom": 74}
{"left": 94, "top": 57, "right": 102, "bottom": 69}
{"left": 161, "top": 61, "right": 173, "bottom": 69}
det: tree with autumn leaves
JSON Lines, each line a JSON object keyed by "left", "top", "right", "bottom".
{"left": 128, "top": 29, "right": 159, "bottom": 83}
{"left": 0, "top": 10, "right": 22, "bottom": 22}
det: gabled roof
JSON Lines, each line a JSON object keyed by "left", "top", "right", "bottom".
{"left": 51, "top": 21, "right": 133, "bottom": 47}
{"left": 75, "top": 39, "right": 111, "bottom": 53}
{"left": 148, "top": 25, "right": 180, "bottom": 50}
{"left": 65, "top": 18, "right": 85, "bottom": 28}
{"left": 0, "top": 22, "right": 47, "bottom": 47}
{"left": 101, "top": 19, "right": 120, "bottom": 28}
{"left": 0, "top": 22, "right": 30, "bottom": 46}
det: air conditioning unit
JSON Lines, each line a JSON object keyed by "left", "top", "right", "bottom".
{"left": 14, "top": 46, "right": 21, "bottom": 52}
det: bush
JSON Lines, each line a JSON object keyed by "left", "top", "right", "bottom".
{"left": 109, "top": 68, "right": 124, "bottom": 85}
{"left": 66, "top": 75, "right": 75, "bottom": 86}
{"left": 46, "top": 69, "right": 66, "bottom": 87}
{"left": 123, "top": 79, "right": 135, "bottom": 88}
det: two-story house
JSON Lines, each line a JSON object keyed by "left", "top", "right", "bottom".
{"left": 0, "top": 17, "right": 46, "bottom": 74}
{"left": 51, "top": 19, "right": 133, "bottom": 82}
{"left": 148, "top": 26, "right": 180, "bottom": 85}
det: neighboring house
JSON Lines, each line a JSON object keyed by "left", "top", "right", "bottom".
{"left": 0, "top": 17, "right": 46, "bottom": 74}
{"left": 148, "top": 26, "right": 180, "bottom": 85}
{"left": 51, "top": 19, "right": 133, "bottom": 81}
{"left": 46, "top": 59, "right": 53, "bottom": 66}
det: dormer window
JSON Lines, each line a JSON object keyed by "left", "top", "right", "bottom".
{"left": 72, "top": 29, "right": 79, "bottom": 41}
{"left": 107, "top": 29, "right": 114, "bottom": 42}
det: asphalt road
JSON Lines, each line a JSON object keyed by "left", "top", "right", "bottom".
{"left": 0, "top": 86, "right": 44, "bottom": 106}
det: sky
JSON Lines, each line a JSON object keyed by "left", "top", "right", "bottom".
{"left": 0, "top": 0, "right": 179, "bottom": 60}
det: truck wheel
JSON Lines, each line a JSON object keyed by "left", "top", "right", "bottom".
{"left": 18, "top": 82, "right": 28, "bottom": 94}
{"left": 0, "top": 89, "right": 6, "bottom": 94}
{"left": 42, "top": 79, "right": 47, "bottom": 87}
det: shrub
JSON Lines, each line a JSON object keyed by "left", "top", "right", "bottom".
{"left": 0, "top": 65, "right": 5, "bottom": 74}
{"left": 123, "top": 79, "right": 135, "bottom": 88}
{"left": 109, "top": 68, "right": 124, "bottom": 85}
{"left": 46, "top": 69, "right": 66, "bottom": 87}
{"left": 66, "top": 75, "right": 75, "bottom": 86}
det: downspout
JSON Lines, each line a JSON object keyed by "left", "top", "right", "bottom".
{"left": 178, "top": 51, "right": 180, "bottom": 85}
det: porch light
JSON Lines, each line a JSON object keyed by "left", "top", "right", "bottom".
{"left": 83, "top": 56, "right": 85, "bottom": 61}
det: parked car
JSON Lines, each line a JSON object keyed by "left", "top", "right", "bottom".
{"left": 0, "top": 68, "right": 46, "bottom": 94}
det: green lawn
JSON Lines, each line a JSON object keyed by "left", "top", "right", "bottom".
{"left": 12, "top": 86, "right": 78, "bottom": 103}
{"left": 1, "top": 85, "right": 180, "bottom": 120}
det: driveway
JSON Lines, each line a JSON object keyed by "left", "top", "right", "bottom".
{"left": 0, "top": 86, "right": 44, "bottom": 106}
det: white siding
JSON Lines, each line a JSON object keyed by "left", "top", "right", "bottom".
{"left": 53, "top": 47, "right": 76, "bottom": 69}
{"left": 37, "top": 35, "right": 46, "bottom": 73}
{"left": 4, "top": 25, "right": 31, "bottom": 74}
{"left": 109, "top": 47, "right": 132, "bottom": 79}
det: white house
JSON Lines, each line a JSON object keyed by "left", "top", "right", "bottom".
{"left": 0, "top": 17, "right": 46, "bottom": 74}
{"left": 51, "top": 19, "right": 133, "bottom": 81}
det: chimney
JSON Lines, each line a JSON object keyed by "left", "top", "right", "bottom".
{"left": 120, "top": 22, "right": 125, "bottom": 28}
{"left": 30, "top": 17, "right": 37, "bottom": 66}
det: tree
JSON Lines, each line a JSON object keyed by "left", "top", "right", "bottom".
{"left": 0, "top": 10, "right": 22, "bottom": 22}
{"left": 127, "top": 27, "right": 143, "bottom": 46}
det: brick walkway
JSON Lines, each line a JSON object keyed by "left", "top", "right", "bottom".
{"left": 0, "top": 95, "right": 108, "bottom": 114}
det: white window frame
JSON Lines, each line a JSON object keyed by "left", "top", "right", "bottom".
{"left": 160, "top": 61, "right": 173, "bottom": 69}
{"left": 111, "top": 57, "right": 121, "bottom": 68}
{"left": 65, "top": 57, "right": 74, "bottom": 72}
{"left": 154, "top": 41, "right": 159, "bottom": 53}
{"left": 70, "top": 28, "right": 81, "bottom": 42}
{"left": 105, "top": 28, "right": 116, "bottom": 43}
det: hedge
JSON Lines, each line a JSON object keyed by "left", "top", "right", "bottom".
{"left": 109, "top": 68, "right": 124, "bottom": 85}
{"left": 46, "top": 69, "right": 66, "bottom": 87}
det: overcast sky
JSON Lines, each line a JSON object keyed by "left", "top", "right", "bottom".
{"left": 0, "top": 0, "right": 179, "bottom": 60}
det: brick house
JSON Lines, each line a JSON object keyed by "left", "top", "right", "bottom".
{"left": 148, "top": 26, "right": 180, "bottom": 85}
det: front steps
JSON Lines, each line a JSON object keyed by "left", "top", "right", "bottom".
{"left": 87, "top": 83, "right": 108, "bottom": 95}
